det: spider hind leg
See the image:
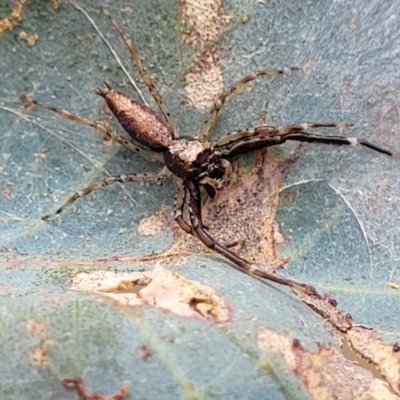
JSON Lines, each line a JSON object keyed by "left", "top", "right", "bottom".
{"left": 103, "top": 9, "right": 180, "bottom": 137}
{"left": 197, "top": 67, "right": 298, "bottom": 141}
{"left": 43, "top": 168, "right": 169, "bottom": 220}
{"left": 32, "top": 99, "right": 155, "bottom": 158}
{"left": 184, "top": 180, "right": 319, "bottom": 296}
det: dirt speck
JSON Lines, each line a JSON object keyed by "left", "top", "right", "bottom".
{"left": 31, "top": 339, "right": 54, "bottom": 366}
{"left": 27, "top": 319, "right": 46, "bottom": 336}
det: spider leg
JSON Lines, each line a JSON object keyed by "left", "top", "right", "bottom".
{"left": 217, "top": 123, "right": 399, "bottom": 159}
{"left": 32, "top": 99, "right": 160, "bottom": 161}
{"left": 174, "top": 180, "right": 192, "bottom": 233}
{"left": 216, "top": 122, "right": 351, "bottom": 147}
{"left": 104, "top": 10, "right": 180, "bottom": 138}
{"left": 43, "top": 167, "right": 170, "bottom": 220}
{"left": 185, "top": 180, "right": 318, "bottom": 295}
{"left": 196, "top": 67, "right": 297, "bottom": 141}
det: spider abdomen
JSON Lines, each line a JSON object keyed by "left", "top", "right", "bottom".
{"left": 96, "top": 83, "right": 173, "bottom": 152}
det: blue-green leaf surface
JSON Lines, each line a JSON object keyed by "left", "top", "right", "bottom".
{"left": 1, "top": 1, "right": 400, "bottom": 399}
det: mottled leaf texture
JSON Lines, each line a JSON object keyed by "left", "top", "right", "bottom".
{"left": 1, "top": 1, "right": 400, "bottom": 399}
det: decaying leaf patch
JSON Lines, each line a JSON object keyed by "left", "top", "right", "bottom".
{"left": 182, "top": 48, "right": 224, "bottom": 109}
{"left": 180, "top": 0, "right": 232, "bottom": 109}
{"left": 27, "top": 318, "right": 46, "bottom": 336}
{"left": 30, "top": 339, "right": 54, "bottom": 366}
{"left": 27, "top": 318, "right": 54, "bottom": 366}
{"left": 293, "top": 290, "right": 353, "bottom": 333}
{"left": 70, "top": 263, "right": 230, "bottom": 323}
{"left": 258, "top": 328, "right": 400, "bottom": 399}
{"left": 180, "top": 0, "right": 232, "bottom": 45}
{"left": 137, "top": 206, "right": 169, "bottom": 235}
{"left": 347, "top": 326, "right": 400, "bottom": 395}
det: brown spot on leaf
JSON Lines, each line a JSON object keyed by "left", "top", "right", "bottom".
{"left": 180, "top": 0, "right": 232, "bottom": 45}
{"left": 26, "top": 33, "right": 39, "bottom": 46}
{"left": 20, "top": 94, "right": 34, "bottom": 112}
{"left": 2, "top": 187, "right": 13, "bottom": 200}
{"left": 19, "top": 31, "right": 38, "bottom": 46}
{"left": 27, "top": 319, "right": 46, "bottom": 336}
{"left": 138, "top": 206, "right": 170, "bottom": 235}
{"left": 180, "top": 0, "right": 232, "bottom": 109}
{"left": 182, "top": 48, "right": 224, "bottom": 110}
{"left": 61, "top": 377, "right": 128, "bottom": 400}
{"left": 51, "top": 0, "right": 59, "bottom": 11}
{"left": 241, "top": 14, "right": 250, "bottom": 24}
{"left": 137, "top": 344, "right": 151, "bottom": 361}
{"left": 31, "top": 339, "right": 54, "bottom": 366}
{"left": 0, "top": 18, "right": 13, "bottom": 33}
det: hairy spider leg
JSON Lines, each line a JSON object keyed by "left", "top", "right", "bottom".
{"left": 174, "top": 181, "right": 192, "bottom": 234}
{"left": 184, "top": 180, "right": 318, "bottom": 296}
{"left": 216, "top": 122, "right": 351, "bottom": 147}
{"left": 216, "top": 123, "right": 400, "bottom": 159}
{"left": 32, "top": 99, "right": 160, "bottom": 161}
{"left": 104, "top": 10, "right": 180, "bottom": 137}
{"left": 197, "top": 67, "right": 298, "bottom": 141}
{"left": 42, "top": 168, "right": 170, "bottom": 220}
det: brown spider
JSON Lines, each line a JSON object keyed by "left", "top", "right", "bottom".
{"left": 35, "top": 5, "right": 398, "bottom": 296}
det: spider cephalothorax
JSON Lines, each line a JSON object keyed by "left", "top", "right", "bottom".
{"left": 164, "top": 139, "right": 214, "bottom": 179}
{"left": 35, "top": 5, "right": 399, "bottom": 296}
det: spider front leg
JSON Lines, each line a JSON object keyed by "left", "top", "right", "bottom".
{"left": 197, "top": 67, "right": 297, "bottom": 141}
{"left": 43, "top": 167, "right": 170, "bottom": 220}
{"left": 216, "top": 122, "right": 351, "bottom": 147}
{"left": 104, "top": 10, "right": 180, "bottom": 137}
{"left": 217, "top": 123, "right": 399, "bottom": 159}
{"left": 184, "top": 180, "right": 318, "bottom": 295}
{"left": 32, "top": 99, "right": 158, "bottom": 160}
{"left": 174, "top": 180, "right": 192, "bottom": 234}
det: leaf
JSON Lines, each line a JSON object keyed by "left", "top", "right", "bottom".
{"left": 1, "top": 1, "right": 400, "bottom": 399}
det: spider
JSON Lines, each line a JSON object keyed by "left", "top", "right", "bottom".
{"left": 34, "top": 5, "right": 398, "bottom": 296}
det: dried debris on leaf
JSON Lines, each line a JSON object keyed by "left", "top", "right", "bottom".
{"left": 70, "top": 263, "right": 230, "bottom": 323}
